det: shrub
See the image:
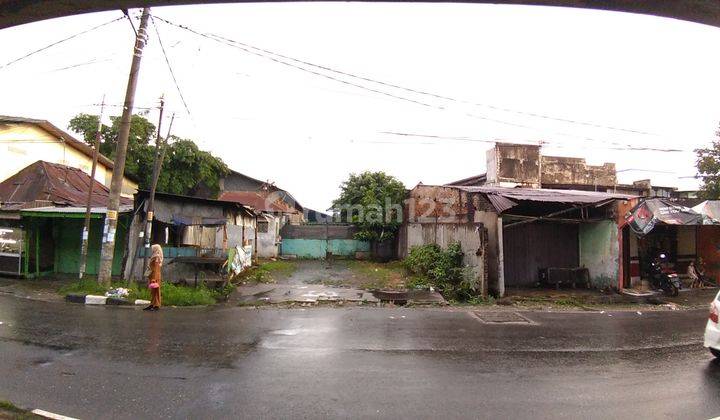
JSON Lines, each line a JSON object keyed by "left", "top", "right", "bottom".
{"left": 403, "top": 243, "right": 477, "bottom": 301}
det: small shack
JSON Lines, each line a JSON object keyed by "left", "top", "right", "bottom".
{"left": 218, "top": 190, "right": 301, "bottom": 258}
{"left": 124, "top": 191, "right": 257, "bottom": 283}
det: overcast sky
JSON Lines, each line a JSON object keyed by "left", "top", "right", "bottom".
{"left": 1, "top": 3, "right": 719, "bottom": 210}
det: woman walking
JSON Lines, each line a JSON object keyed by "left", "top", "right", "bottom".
{"left": 145, "top": 244, "right": 163, "bottom": 311}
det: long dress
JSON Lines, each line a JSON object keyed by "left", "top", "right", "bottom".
{"left": 148, "top": 258, "right": 162, "bottom": 307}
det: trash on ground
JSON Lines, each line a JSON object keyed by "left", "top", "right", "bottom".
{"left": 105, "top": 288, "right": 129, "bottom": 298}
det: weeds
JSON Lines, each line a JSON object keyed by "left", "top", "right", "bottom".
{"left": 238, "top": 260, "right": 297, "bottom": 284}
{"left": 0, "top": 400, "right": 41, "bottom": 419}
{"left": 131, "top": 282, "right": 217, "bottom": 306}
{"left": 348, "top": 260, "right": 407, "bottom": 289}
{"left": 59, "top": 279, "right": 223, "bottom": 306}
{"left": 59, "top": 279, "right": 108, "bottom": 296}
{"left": 404, "top": 243, "right": 479, "bottom": 301}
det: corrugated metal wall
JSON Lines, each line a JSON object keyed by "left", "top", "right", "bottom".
{"left": 503, "top": 222, "right": 579, "bottom": 287}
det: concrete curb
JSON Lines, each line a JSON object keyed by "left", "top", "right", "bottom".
{"left": 31, "top": 408, "right": 79, "bottom": 420}
{"left": 65, "top": 293, "right": 149, "bottom": 306}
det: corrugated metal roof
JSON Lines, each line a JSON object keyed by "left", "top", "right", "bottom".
{"left": 218, "top": 191, "right": 298, "bottom": 213}
{"left": 484, "top": 194, "right": 517, "bottom": 213}
{"left": 445, "top": 173, "right": 487, "bottom": 187}
{"left": 456, "top": 185, "right": 635, "bottom": 205}
{"left": 0, "top": 161, "right": 132, "bottom": 208}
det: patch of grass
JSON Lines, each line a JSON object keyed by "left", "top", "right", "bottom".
{"left": 238, "top": 260, "right": 297, "bottom": 284}
{"left": 59, "top": 279, "right": 222, "bottom": 306}
{"left": 261, "top": 260, "right": 296, "bottom": 275}
{"left": 448, "top": 295, "right": 496, "bottom": 306}
{"left": 347, "top": 260, "right": 408, "bottom": 290}
{"left": 0, "top": 401, "right": 25, "bottom": 414}
{"left": 132, "top": 282, "right": 217, "bottom": 306}
{"left": 0, "top": 400, "right": 42, "bottom": 419}
{"left": 58, "top": 279, "right": 108, "bottom": 296}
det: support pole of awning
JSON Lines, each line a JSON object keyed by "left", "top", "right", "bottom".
{"left": 503, "top": 199, "right": 616, "bottom": 230}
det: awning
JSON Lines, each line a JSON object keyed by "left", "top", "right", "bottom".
{"left": 455, "top": 185, "right": 634, "bottom": 213}
{"left": 626, "top": 198, "right": 702, "bottom": 235}
{"left": 20, "top": 205, "right": 133, "bottom": 219}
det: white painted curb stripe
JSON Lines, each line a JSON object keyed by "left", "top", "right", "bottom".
{"left": 84, "top": 295, "right": 107, "bottom": 305}
{"left": 31, "top": 408, "right": 80, "bottom": 420}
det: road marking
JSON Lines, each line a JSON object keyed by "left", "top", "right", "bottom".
{"left": 31, "top": 409, "right": 80, "bottom": 420}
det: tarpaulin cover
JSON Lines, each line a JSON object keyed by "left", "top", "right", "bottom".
{"left": 626, "top": 198, "right": 702, "bottom": 235}
{"left": 171, "top": 214, "right": 226, "bottom": 226}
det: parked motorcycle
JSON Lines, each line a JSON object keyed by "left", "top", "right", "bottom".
{"left": 649, "top": 253, "right": 681, "bottom": 296}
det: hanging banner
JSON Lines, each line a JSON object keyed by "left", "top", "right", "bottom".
{"left": 626, "top": 198, "right": 702, "bottom": 236}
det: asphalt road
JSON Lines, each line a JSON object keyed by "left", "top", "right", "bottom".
{"left": 0, "top": 295, "right": 719, "bottom": 419}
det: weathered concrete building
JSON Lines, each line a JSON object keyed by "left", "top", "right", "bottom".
{"left": 0, "top": 116, "right": 138, "bottom": 197}
{"left": 453, "top": 142, "right": 685, "bottom": 198}
{"left": 398, "top": 183, "right": 632, "bottom": 296}
{"left": 409, "top": 142, "right": 706, "bottom": 296}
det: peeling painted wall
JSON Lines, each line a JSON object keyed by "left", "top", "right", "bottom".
{"left": 579, "top": 220, "right": 619, "bottom": 288}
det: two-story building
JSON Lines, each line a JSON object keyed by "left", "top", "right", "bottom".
{"left": 0, "top": 115, "right": 138, "bottom": 197}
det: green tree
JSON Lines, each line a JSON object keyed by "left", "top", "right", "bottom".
{"left": 68, "top": 113, "right": 229, "bottom": 197}
{"left": 332, "top": 171, "right": 407, "bottom": 242}
{"left": 696, "top": 126, "right": 720, "bottom": 199}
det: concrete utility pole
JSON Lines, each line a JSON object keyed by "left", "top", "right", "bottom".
{"left": 142, "top": 105, "right": 174, "bottom": 276}
{"left": 97, "top": 7, "right": 150, "bottom": 286}
{"left": 78, "top": 96, "right": 106, "bottom": 279}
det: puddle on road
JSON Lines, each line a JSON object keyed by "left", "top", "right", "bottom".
{"left": 270, "top": 329, "right": 302, "bottom": 336}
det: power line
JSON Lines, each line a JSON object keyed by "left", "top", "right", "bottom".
{"left": 0, "top": 15, "right": 125, "bottom": 70}
{"left": 152, "top": 14, "right": 658, "bottom": 138}
{"left": 153, "top": 15, "right": 688, "bottom": 153}
{"left": 381, "top": 131, "right": 691, "bottom": 152}
{"left": 150, "top": 14, "right": 192, "bottom": 118}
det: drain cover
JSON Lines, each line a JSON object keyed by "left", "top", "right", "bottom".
{"left": 474, "top": 312, "right": 533, "bottom": 324}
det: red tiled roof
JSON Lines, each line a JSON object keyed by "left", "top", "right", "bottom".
{"left": 0, "top": 160, "right": 131, "bottom": 208}
{"left": 218, "top": 191, "right": 297, "bottom": 213}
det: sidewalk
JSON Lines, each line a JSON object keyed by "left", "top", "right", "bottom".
{"left": 0, "top": 277, "right": 70, "bottom": 303}
{"left": 500, "top": 286, "right": 718, "bottom": 311}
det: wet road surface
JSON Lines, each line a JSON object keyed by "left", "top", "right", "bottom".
{"left": 0, "top": 295, "right": 719, "bottom": 419}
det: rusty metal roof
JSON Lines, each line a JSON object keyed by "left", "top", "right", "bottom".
{"left": 451, "top": 185, "right": 635, "bottom": 213}
{"left": 0, "top": 161, "right": 131, "bottom": 208}
{"left": 445, "top": 173, "right": 487, "bottom": 187}
{"left": 218, "top": 191, "right": 299, "bottom": 213}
